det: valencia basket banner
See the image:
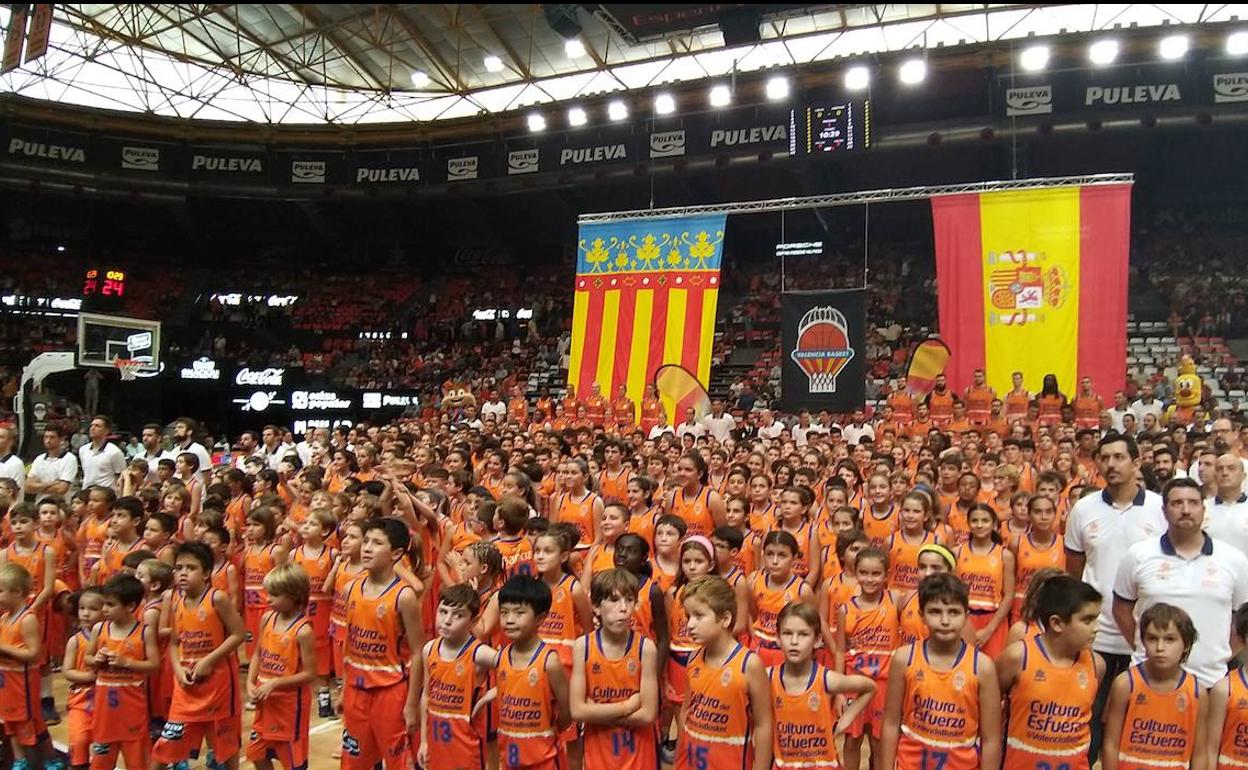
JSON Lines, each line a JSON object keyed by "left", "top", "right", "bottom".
{"left": 569, "top": 214, "right": 726, "bottom": 408}
{"left": 932, "top": 183, "right": 1130, "bottom": 395}
{"left": 782, "top": 289, "right": 866, "bottom": 412}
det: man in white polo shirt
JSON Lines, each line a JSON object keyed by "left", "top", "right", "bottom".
{"left": 1206, "top": 452, "right": 1248, "bottom": 558}
{"left": 1112, "top": 476, "right": 1248, "bottom": 689}
{"left": 159, "top": 416, "right": 213, "bottom": 483}
{"left": 700, "top": 399, "right": 735, "bottom": 443}
{"left": 26, "top": 425, "right": 78, "bottom": 501}
{"left": 78, "top": 415, "right": 126, "bottom": 490}
{"left": 1063, "top": 432, "right": 1165, "bottom": 763}
{"left": 0, "top": 426, "right": 25, "bottom": 500}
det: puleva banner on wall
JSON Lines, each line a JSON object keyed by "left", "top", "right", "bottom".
{"left": 782, "top": 289, "right": 866, "bottom": 412}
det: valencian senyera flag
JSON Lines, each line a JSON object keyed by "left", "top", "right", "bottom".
{"left": 932, "top": 183, "right": 1131, "bottom": 396}
{"left": 569, "top": 214, "right": 727, "bottom": 412}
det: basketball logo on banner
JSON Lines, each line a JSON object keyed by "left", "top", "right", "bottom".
{"left": 791, "top": 306, "right": 855, "bottom": 393}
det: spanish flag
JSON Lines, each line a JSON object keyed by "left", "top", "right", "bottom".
{"left": 568, "top": 214, "right": 727, "bottom": 408}
{"left": 932, "top": 183, "right": 1131, "bottom": 395}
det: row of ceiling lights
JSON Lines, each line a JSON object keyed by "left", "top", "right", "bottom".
{"left": 405, "top": 29, "right": 1248, "bottom": 130}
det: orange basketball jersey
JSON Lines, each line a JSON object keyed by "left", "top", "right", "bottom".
{"left": 169, "top": 588, "right": 240, "bottom": 723}
{"left": 555, "top": 491, "right": 599, "bottom": 550}
{"left": 93, "top": 620, "right": 151, "bottom": 744}
{"left": 1003, "top": 634, "right": 1097, "bottom": 770}
{"left": 887, "top": 531, "right": 937, "bottom": 593}
{"left": 1218, "top": 668, "right": 1248, "bottom": 769}
{"left": 343, "top": 575, "right": 412, "bottom": 690}
{"left": 425, "top": 637, "right": 487, "bottom": 770}
{"left": 749, "top": 573, "right": 803, "bottom": 649}
{"left": 896, "top": 642, "right": 983, "bottom": 770}
{"left": 582, "top": 631, "right": 659, "bottom": 770}
{"left": 676, "top": 644, "right": 754, "bottom": 770}
{"left": 0, "top": 605, "right": 39, "bottom": 725}
{"left": 669, "top": 487, "right": 715, "bottom": 539}
{"left": 1114, "top": 666, "right": 1199, "bottom": 770}
{"left": 497, "top": 642, "right": 564, "bottom": 769}
{"left": 843, "top": 594, "right": 899, "bottom": 682}
{"left": 955, "top": 543, "right": 1006, "bottom": 613}
{"left": 537, "top": 575, "right": 582, "bottom": 667}
{"left": 769, "top": 663, "right": 841, "bottom": 770}
{"left": 496, "top": 536, "right": 535, "bottom": 579}
{"left": 252, "top": 612, "right": 313, "bottom": 744}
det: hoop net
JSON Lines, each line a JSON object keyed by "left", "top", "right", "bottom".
{"left": 114, "top": 358, "right": 141, "bottom": 381}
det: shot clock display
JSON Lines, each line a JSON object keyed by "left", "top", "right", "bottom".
{"left": 82, "top": 267, "right": 127, "bottom": 312}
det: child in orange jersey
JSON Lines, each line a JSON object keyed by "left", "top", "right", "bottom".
{"left": 771, "top": 602, "right": 876, "bottom": 770}
{"left": 1102, "top": 603, "right": 1206, "bottom": 770}
{"left": 243, "top": 563, "right": 317, "bottom": 770}
{"left": 710, "top": 526, "right": 752, "bottom": 637}
{"left": 583, "top": 501, "right": 630, "bottom": 583}
{"left": 0, "top": 563, "right": 49, "bottom": 770}
{"left": 87, "top": 574, "right": 159, "bottom": 770}
{"left": 747, "top": 474, "right": 775, "bottom": 534}
{"left": 996, "top": 575, "right": 1105, "bottom": 770}
{"left": 955, "top": 503, "right": 1015, "bottom": 658}
{"left": 340, "top": 518, "right": 424, "bottom": 770}
{"left": 774, "top": 485, "right": 821, "bottom": 583}
{"left": 241, "top": 506, "right": 287, "bottom": 657}
{"left": 552, "top": 457, "right": 604, "bottom": 552}
{"left": 1008, "top": 495, "right": 1065, "bottom": 624}
{"left": 816, "top": 506, "right": 860, "bottom": 584}
{"left": 862, "top": 472, "right": 899, "bottom": 547}
{"left": 879, "top": 574, "right": 1003, "bottom": 770}
{"left": 1, "top": 503, "right": 59, "bottom": 726}
{"left": 626, "top": 477, "right": 661, "bottom": 550}
{"left": 292, "top": 507, "right": 337, "bottom": 717}
{"left": 64, "top": 588, "right": 104, "bottom": 770}
{"left": 437, "top": 489, "right": 489, "bottom": 587}
{"left": 650, "top": 514, "right": 685, "bottom": 593}
{"left": 533, "top": 527, "right": 592, "bottom": 671}
{"left": 570, "top": 569, "right": 661, "bottom": 770}
{"left": 820, "top": 530, "right": 869, "bottom": 661}
{"left": 612, "top": 534, "right": 670, "bottom": 653}
{"left": 491, "top": 575, "right": 572, "bottom": 770}
{"left": 893, "top": 545, "right": 959, "bottom": 648}
{"left": 749, "top": 530, "right": 816, "bottom": 667}
{"left": 723, "top": 495, "right": 759, "bottom": 576}
{"left": 134, "top": 558, "right": 173, "bottom": 738}
{"left": 887, "top": 493, "right": 941, "bottom": 594}
{"left": 141, "top": 512, "right": 178, "bottom": 566}
{"left": 150, "top": 542, "right": 246, "bottom": 770}
{"left": 325, "top": 520, "right": 365, "bottom": 706}
{"left": 836, "top": 547, "right": 899, "bottom": 770}
{"left": 37, "top": 497, "right": 79, "bottom": 591}
{"left": 417, "top": 584, "right": 498, "bottom": 770}
{"left": 1208, "top": 603, "right": 1248, "bottom": 770}
{"left": 1004, "top": 567, "right": 1067, "bottom": 648}
{"left": 664, "top": 536, "right": 718, "bottom": 753}
{"left": 92, "top": 497, "right": 146, "bottom": 586}
{"left": 494, "top": 496, "right": 537, "bottom": 579}
{"left": 77, "top": 486, "right": 116, "bottom": 587}
{"left": 201, "top": 526, "right": 239, "bottom": 610}
{"left": 674, "top": 575, "right": 773, "bottom": 770}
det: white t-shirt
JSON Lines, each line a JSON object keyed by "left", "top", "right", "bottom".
{"left": 1130, "top": 398, "right": 1164, "bottom": 423}
{"left": 28, "top": 451, "right": 79, "bottom": 500}
{"left": 677, "top": 422, "right": 706, "bottom": 440}
{"left": 842, "top": 423, "right": 876, "bottom": 446}
{"left": 1113, "top": 533, "right": 1248, "bottom": 687}
{"left": 648, "top": 425, "right": 676, "bottom": 440}
{"left": 1205, "top": 494, "right": 1248, "bottom": 559}
{"left": 1063, "top": 486, "right": 1167, "bottom": 656}
{"left": 1105, "top": 407, "right": 1131, "bottom": 433}
{"left": 161, "top": 441, "right": 214, "bottom": 477}
{"left": 758, "top": 421, "right": 785, "bottom": 442}
{"left": 702, "top": 413, "right": 735, "bottom": 442}
{"left": 79, "top": 441, "right": 126, "bottom": 490}
{"left": 481, "top": 400, "right": 507, "bottom": 421}
{"left": 0, "top": 454, "right": 25, "bottom": 499}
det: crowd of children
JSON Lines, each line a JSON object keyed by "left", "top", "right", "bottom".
{"left": 0, "top": 419, "right": 1241, "bottom": 770}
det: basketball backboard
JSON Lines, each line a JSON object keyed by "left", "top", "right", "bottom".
{"left": 76, "top": 312, "right": 162, "bottom": 373}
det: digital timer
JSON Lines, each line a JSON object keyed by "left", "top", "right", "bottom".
{"left": 82, "top": 267, "right": 127, "bottom": 312}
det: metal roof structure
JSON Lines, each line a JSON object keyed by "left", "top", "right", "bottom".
{"left": 1, "top": 4, "right": 1245, "bottom": 124}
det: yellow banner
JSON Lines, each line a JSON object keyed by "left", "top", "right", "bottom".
{"left": 980, "top": 187, "right": 1081, "bottom": 395}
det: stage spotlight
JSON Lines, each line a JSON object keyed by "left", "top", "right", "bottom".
{"left": 484, "top": 54, "right": 504, "bottom": 72}
{"left": 655, "top": 92, "right": 676, "bottom": 115}
{"left": 410, "top": 69, "right": 430, "bottom": 88}
{"left": 607, "top": 100, "right": 628, "bottom": 121}
{"left": 1228, "top": 31, "right": 1248, "bottom": 56}
{"left": 567, "top": 106, "right": 587, "bottom": 127}
{"left": 709, "top": 84, "right": 732, "bottom": 107}
{"left": 1088, "top": 39, "right": 1119, "bottom": 65}
{"left": 765, "top": 76, "right": 790, "bottom": 101}
{"left": 565, "top": 39, "right": 586, "bottom": 59}
{"left": 1159, "top": 34, "right": 1189, "bottom": 60}
{"left": 1019, "top": 44, "right": 1049, "bottom": 72}
{"left": 527, "top": 113, "right": 546, "bottom": 132}
{"left": 899, "top": 58, "right": 926, "bottom": 85}
{"left": 844, "top": 65, "right": 870, "bottom": 91}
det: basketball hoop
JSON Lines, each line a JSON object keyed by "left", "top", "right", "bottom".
{"left": 114, "top": 358, "right": 141, "bottom": 381}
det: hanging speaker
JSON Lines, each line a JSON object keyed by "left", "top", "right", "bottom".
{"left": 719, "top": 9, "right": 762, "bottom": 46}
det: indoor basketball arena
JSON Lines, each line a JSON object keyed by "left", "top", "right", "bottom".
{"left": 2, "top": 4, "right": 1248, "bottom": 770}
